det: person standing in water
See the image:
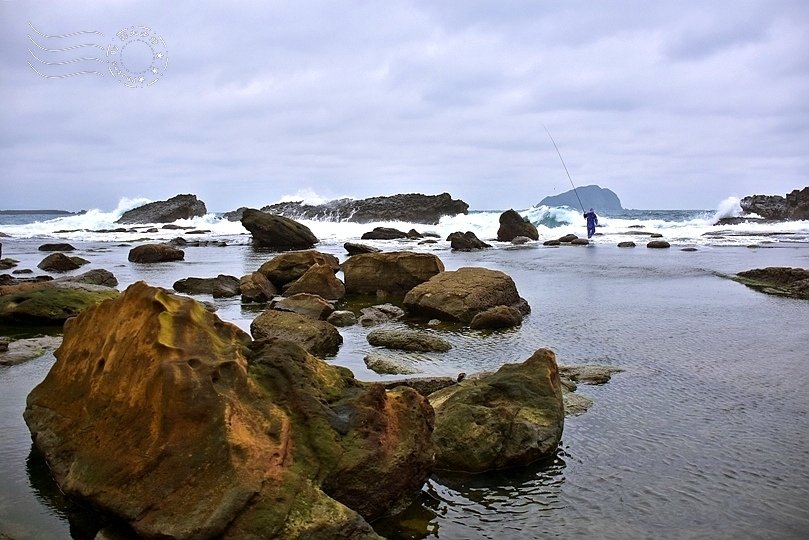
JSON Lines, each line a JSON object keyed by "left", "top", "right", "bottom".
{"left": 583, "top": 208, "right": 598, "bottom": 238}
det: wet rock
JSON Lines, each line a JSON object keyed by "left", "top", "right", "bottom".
{"left": 283, "top": 263, "right": 346, "bottom": 300}
{"left": 428, "top": 348, "right": 564, "bottom": 472}
{"left": 570, "top": 238, "right": 590, "bottom": 245}
{"left": 404, "top": 267, "right": 528, "bottom": 324}
{"left": 128, "top": 243, "right": 184, "bottom": 263}
{"left": 358, "top": 304, "right": 405, "bottom": 327}
{"left": 650, "top": 233, "right": 664, "bottom": 238}
{"left": 173, "top": 275, "right": 241, "bottom": 298}
{"left": 12, "top": 268, "right": 33, "bottom": 274}
{"left": 367, "top": 328, "right": 451, "bottom": 353}
{"left": 251, "top": 309, "right": 343, "bottom": 357}
{"left": 342, "top": 252, "right": 444, "bottom": 297}
{"left": 116, "top": 194, "right": 207, "bottom": 224}
{"left": 25, "top": 282, "right": 430, "bottom": 537}
{"left": 271, "top": 293, "right": 335, "bottom": 320}
{"left": 497, "top": 209, "right": 539, "bottom": 242}
{"left": 562, "top": 392, "right": 594, "bottom": 417}
{"left": 740, "top": 187, "right": 809, "bottom": 220}
{"left": 681, "top": 247, "right": 698, "bottom": 252}
{"left": 0, "top": 336, "right": 62, "bottom": 366}
{"left": 344, "top": 242, "right": 381, "bottom": 256}
{"left": 469, "top": 305, "right": 523, "bottom": 330}
{"left": 364, "top": 352, "right": 421, "bottom": 375}
{"left": 511, "top": 236, "right": 532, "bottom": 245}
{"left": 559, "top": 364, "right": 624, "bottom": 385}
{"left": 56, "top": 269, "right": 118, "bottom": 288}
{"left": 380, "top": 377, "right": 457, "bottom": 397}
{"left": 38, "top": 243, "right": 76, "bottom": 252}
{"left": 240, "top": 208, "right": 319, "bottom": 250}
{"left": 361, "top": 227, "right": 410, "bottom": 240}
{"left": 734, "top": 267, "right": 809, "bottom": 299}
{"left": 543, "top": 240, "right": 561, "bottom": 246}
{"left": 239, "top": 272, "right": 277, "bottom": 303}
{"left": 558, "top": 234, "right": 578, "bottom": 243}
{"left": 37, "top": 253, "right": 81, "bottom": 272}
{"left": 618, "top": 241, "right": 636, "bottom": 248}
{"left": 0, "top": 281, "right": 119, "bottom": 324}
{"left": 647, "top": 240, "right": 671, "bottom": 248}
{"left": 447, "top": 231, "right": 491, "bottom": 251}
{"left": 327, "top": 310, "right": 358, "bottom": 327}
{"left": 258, "top": 250, "right": 340, "bottom": 289}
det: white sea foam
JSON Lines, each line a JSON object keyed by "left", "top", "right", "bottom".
{"left": 1, "top": 195, "right": 807, "bottom": 247}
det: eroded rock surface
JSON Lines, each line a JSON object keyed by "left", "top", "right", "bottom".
{"left": 343, "top": 252, "right": 444, "bottom": 297}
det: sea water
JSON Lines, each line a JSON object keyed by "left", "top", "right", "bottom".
{"left": 1, "top": 198, "right": 809, "bottom": 539}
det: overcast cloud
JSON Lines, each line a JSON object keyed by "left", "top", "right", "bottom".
{"left": 1, "top": 0, "right": 808, "bottom": 211}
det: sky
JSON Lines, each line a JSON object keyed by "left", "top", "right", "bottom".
{"left": 1, "top": 0, "right": 808, "bottom": 212}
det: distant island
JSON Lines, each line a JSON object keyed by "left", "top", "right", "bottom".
{"left": 538, "top": 185, "right": 624, "bottom": 213}
{"left": 0, "top": 209, "right": 76, "bottom": 215}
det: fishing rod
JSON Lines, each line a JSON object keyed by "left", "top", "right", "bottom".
{"left": 543, "top": 125, "right": 585, "bottom": 213}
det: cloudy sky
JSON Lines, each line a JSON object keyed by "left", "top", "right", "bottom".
{"left": 2, "top": 0, "right": 808, "bottom": 212}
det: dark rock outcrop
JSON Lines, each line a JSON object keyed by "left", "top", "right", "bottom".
{"left": 240, "top": 209, "right": 319, "bottom": 250}
{"left": 342, "top": 252, "right": 445, "bottom": 297}
{"left": 404, "top": 267, "right": 528, "bottom": 323}
{"left": 447, "top": 231, "right": 491, "bottom": 251}
{"left": 538, "top": 185, "right": 623, "bottom": 214}
{"left": 24, "top": 282, "right": 433, "bottom": 538}
{"left": 740, "top": 187, "right": 809, "bottom": 220}
{"left": 38, "top": 243, "right": 76, "bottom": 252}
{"left": 116, "top": 194, "right": 207, "bottom": 224}
{"left": 497, "top": 210, "right": 539, "bottom": 242}
{"left": 260, "top": 193, "right": 469, "bottom": 225}
{"left": 647, "top": 240, "right": 671, "bottom": 249}
{"left": 250, "top": 309, "right": 343, "bottom": 357}
{"left": 361, "top": 227, "right": 410, "bottom": 240}
{"left": 428, "top": 348, "right": 564, "bottom": 472}
{"left": 618, "top": 241, "right": 636, "bottom": 248}
{"left": 128, "top": 244, "right": 185, "bottom": 263}
{"left": 734, "top": 267, "right": 809, "bottom": 299}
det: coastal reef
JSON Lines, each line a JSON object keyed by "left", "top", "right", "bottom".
{"left": 734, "top": 267, "right": 809, "bottom": 299}
{"left": 115, "top": 194, "right": 207, "bottom": 224}
{"left": 740, "top": 187, "right": 809, "bottom": 221}
{"left": 24, "top": 282, "right": 434, "bottom": 539}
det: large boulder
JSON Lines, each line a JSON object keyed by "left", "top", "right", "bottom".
{"left": 37, "top": 252, "right": 81, "bottom": 272}
{"left": 428, "top": 348, "right": 564, "bottom": 472}
{"left": 250, "top": 309, "right": 343, "bottom": 357}
{"left": 128, "top": 243, "right": 185, "bottom": 263}
{"left": 258, "top": 250, "right": 340, "bottom": 289}
{"left": 734, "top": 267, "right": 809, "bottom": 299}
{"left": 240, "top": 208, "right": 318, "bottom": 250}
{"left": 24, "top": 282, "right": 434, "bottom": 538}
{"left": 116, "top": 194, "right": 207, "bottom": 224}
{"left": 740, "top": 187, "right": 809, "bottom": 220}
{"left": 497, "top": 210, "right": 539, "bottom": 242}
{"left": 0, "top": 281, "right": 119, "bottom": 324}
{"left": 404, "top": 267, "right": 528, "bottom": 323}
{"left": 283, "top": 263, "right": 346, "bottom": 300}
{"left": 261, "top": 192, "right": 469, "bottom": 225}
{"left": 342, "top": 252, "right": 445, "bottom": 297}
{"left": 56, "top": 268, "right": 118, "bottom": 287}
{"left": 447, "top": 231, "right": 491, "bottom": 251}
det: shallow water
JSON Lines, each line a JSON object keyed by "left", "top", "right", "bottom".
{"left": 2, "top": 237, "right": 809, "bottom": 539}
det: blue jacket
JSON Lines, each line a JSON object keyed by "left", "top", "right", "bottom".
{"left": 584, "top": 210, "right": 598, "bottom": 228}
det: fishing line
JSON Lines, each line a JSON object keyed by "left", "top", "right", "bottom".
{"left": 543, "top": 125, "right": 585, "bottom": 213}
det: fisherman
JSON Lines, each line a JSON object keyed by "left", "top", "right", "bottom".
{"left": 583, "top": 208, "right": 598, "bottom": 239}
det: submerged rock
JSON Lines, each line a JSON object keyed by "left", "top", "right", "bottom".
{"left": 358, "top": 304, "right": 405, "bottom": 327}
{"left": 128, "top": 243, "right": 184, "bottom": 263}
{"left": 24, "top": 282, "right": 434, "bottom": 538}
{"left": 469, "top": 305, "right": 523, "bottom": 329}
{"left": 364, "top": 352, "right": 421, "bottom": 375}
{"left": 367, "top": 328, "right": 452, "bottom": 353}
{"left": 428, "top": 348, "right": 564, "bottom": 472}
{"left": 0, "top": 335, "right": 62, "bottom": 366}
{"left": 734, "top": 267, "right": 809, "bottom": 299}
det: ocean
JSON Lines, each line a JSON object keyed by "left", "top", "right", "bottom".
{"left": 2, "top": 197, "right": 809, "bottom": 539}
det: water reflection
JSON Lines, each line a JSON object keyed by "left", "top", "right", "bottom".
{"left": 374, "top": 450, "right": 567, "bottom": 539}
